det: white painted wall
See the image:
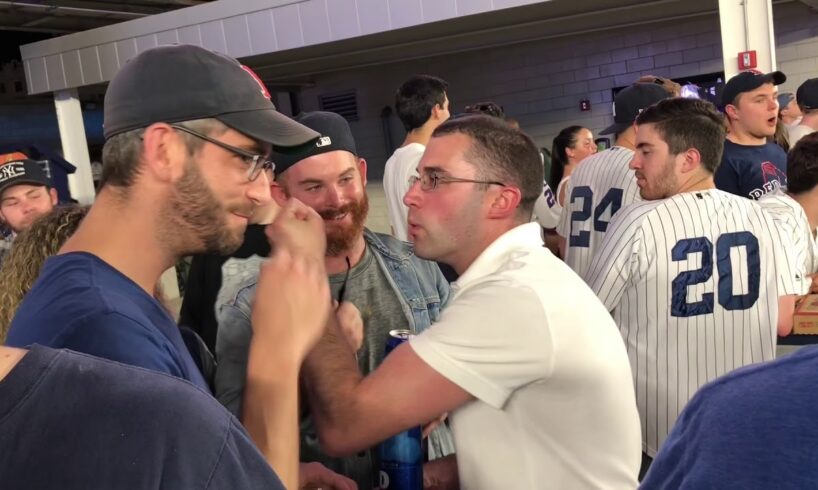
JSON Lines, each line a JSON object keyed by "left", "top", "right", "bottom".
{"left": 297, "top": 1, "right": 817, "bottom": 180}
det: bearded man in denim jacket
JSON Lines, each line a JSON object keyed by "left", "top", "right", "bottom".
{"left": 214, "top": 111, "right": 454, "bottom": 490}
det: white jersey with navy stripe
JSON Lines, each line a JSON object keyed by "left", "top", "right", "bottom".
{"left": 532, "top": 181, "right": 560, "bottom": 229}
{"left": 585, "top": 189, "right": 802, "bottom": 457}
{"left": 759, "top": 189, "right": 817, "bottom": 294}
{"left": 557, "top": 146, "right": 640, "bottom": 278}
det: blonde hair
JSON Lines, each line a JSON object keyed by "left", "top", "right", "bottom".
{"left": 0, "top": 205, "right": 88, "bottom": 342}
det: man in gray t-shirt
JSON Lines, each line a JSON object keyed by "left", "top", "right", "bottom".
{"left": 214, "top": 112, "right": 453, "bottom": 490}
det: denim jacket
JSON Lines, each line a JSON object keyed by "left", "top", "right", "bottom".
{"left": 214, "top": 229, "right": 455, "bottom": 483}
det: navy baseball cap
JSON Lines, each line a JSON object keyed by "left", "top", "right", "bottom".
{"left": 272, "top": 111, "right": 358, "bottom": 176}
{"left": 796, "top": 78, "right": 818, "bottom": 111}
{"left": 600, "top": 83, "right": 669, "bottom": 135}
{"left": 719, "top": 70, "right": 786, "bottom": 109}
{"left": 777, "top": 92, "right": 795, "bottom": 109}
{"left": 103, "top": 44, "right": 320, "bottom": 148}
{"left": 0, "top": 159, "right": 53, "bottom": 196}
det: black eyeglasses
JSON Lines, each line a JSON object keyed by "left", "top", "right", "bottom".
{"left": 408, "top": 173, "right": 505, "bottom": 192}
{"left": 170, "top": 124, "right": 274, "bottom": 182}
{"left": 337, "top": 256, "right": 352, "bottom": 306}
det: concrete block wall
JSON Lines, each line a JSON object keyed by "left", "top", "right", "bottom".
{"left": 775, "top": 1, "right": 818, "bottom": 95}
{"left": 299, "top": 2, "right": 818, "bottom": 180}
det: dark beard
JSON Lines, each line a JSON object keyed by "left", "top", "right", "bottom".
{"left": 165, "top": 159, "right": 244, "bottom": 255}
{"left": 319, "top": 192, "right": 369, "bottom": 256}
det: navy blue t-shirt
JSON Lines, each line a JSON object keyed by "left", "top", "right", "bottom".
{"left": 0, "top": 345, "right": 284, "bottom": 489}
{"left": 715, "top": 140, "right": 787, "bottom": 200}
{"left": 642, "top": 345, "right": 818, "bottom": 489}
{"left": 5, "top": 252, "right": 208, "bottom": 391}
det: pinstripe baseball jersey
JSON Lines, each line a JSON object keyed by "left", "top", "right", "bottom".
{"left": 532, "top": 181, "right": 560, "bottom": 229}
{"left": 585, "top": 189, "right": 803, "bottom": 457}
{"left": 557, "top": 146, "right": 641, "bottom": 278}
{"left": 759, "top": 189, "right": 818, "bottom": 294}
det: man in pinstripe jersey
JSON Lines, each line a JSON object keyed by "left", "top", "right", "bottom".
{"left": 584, "top": 98, "right": 801, "bottom": 476}
{"left": 557, "top": 83, "right": 669, "bottom": 277}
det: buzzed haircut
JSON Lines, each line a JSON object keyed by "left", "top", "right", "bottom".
{"left": 395, "top": 75, "right": 449, "bottom": 132}
{"left": 432, "top": 115, "right": 543, "bottom": 218}
{"left": 635, "top": 98, "right": 726, "bottom": 174}
{"left": 787, "top": 132, "right": 818, "bottom": 195}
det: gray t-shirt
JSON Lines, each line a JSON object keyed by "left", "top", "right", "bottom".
{"left": 304, "top": 243, "right": 410, "bottom": 489}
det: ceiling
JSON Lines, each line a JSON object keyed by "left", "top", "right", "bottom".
{"left": 0, "top": 0, "right": 213, "bottom": 35}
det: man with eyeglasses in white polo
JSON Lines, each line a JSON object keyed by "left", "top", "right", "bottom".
{"left": 288, "top": 115, "right": 641, "bottom": 489}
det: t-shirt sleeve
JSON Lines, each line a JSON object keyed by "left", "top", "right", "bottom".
{"left": 205, "top": 418, "right": 285, "bottom": 490}
{"left": 62, "top": 312, "right": 189, "bottom": 379}
{"left": 409, "top": 281, "right": 552, "bottom": 409}
{"left": 584, "top": 207, "right": 645, "bottom": 311}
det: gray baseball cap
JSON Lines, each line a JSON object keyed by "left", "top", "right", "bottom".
{"left": 103, "top": 44, "right": 320, "bottom": 148}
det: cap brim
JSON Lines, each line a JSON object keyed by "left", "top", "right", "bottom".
{"left": 599, "top": 121, "right": 628, "bottom": 135}
{"left": 218, "top": 109, "right": 321, "bottom": 148}
{"left": 764, "top": 71, "right": 787, "bottom": 86}
{"left": 0, "top": 178, "right": 49, "bottom": 196}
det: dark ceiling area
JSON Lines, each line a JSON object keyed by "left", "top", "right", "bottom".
{"left": 0, "top": 0, "right": 213, "bottom": 62}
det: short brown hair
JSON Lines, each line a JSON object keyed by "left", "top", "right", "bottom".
{"left": 432, "top": 115, "right": 543, "bottom": 219}
{"left": 635, "top": 98, "right": 726, "bottom": 174}
{"left": 99, "top": 118, "right": 227, "bottom": 189}
{"left": 787, "top": 132, "right": 818, "bottom": 195}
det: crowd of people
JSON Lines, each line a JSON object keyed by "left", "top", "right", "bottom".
{"left": 1, "top": 41, "right": 818, "bottom": 490}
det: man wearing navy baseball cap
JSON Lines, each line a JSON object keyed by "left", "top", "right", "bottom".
{"left": 4, "top": 45, "right": 355, "bottom": 490}
{"left": 716, "top": 70, "right": 788, "bottom": 199}
{"left": 789, "top": 78, "right": 818, "bottom": 147}
{"left": 0, "top": 158, "right": 57, "bottom": 235}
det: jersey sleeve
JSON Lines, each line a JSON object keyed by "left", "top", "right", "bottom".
{"left": 533, "top": 182, "right": 560, "bottom": 229}
{"left": 556, "top": 179, "right": 574, "bottom": 238}
{"left": 410, "top": 281, "right": 552, "bottom": 409}
{"left": 767, "top": 216, "right": 807, "bottom": 296}
{"left": 584, "top": 205, "right": 647, "bottom": 311}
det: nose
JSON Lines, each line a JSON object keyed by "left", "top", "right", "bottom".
{"left": 246, "top": 172, "right": 273, "bottom": 207}
{"left": 325, "top": 184, "right": 344, "bottom": 208}
{"left": 403, "top": 178, "right": 422, "bottom": 208}
{"left": 629, "top": 154, "right": 640, "bottom": 170}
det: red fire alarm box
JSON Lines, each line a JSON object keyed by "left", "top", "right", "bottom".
{"left": 738, "top": 50, "right": 757, "bottom": 70}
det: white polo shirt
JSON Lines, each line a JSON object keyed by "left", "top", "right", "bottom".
{"left": 410, "top": 223, "right": 641, "bottom": 490}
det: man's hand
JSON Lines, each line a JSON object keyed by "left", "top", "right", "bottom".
{"left": 252, "top": 199, "right": 331, "bottom": 361}
{"left": 266, "top": 198, "right": 327, "bottom": 261}
{"left": 808, "top": 273, "right": 818, "bottom": 294}
{"left": 423, "top": 454, "right": 459, "bottom": 490}
{"left": 299, "top": 462, "right": 358, "bottom": 490}
{"left": 335, "top": 301, "right": 364, "bottom": 353}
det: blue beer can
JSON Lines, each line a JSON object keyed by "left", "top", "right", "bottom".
{"left": 379, "top": 330, "right": 422, "bottom": 490}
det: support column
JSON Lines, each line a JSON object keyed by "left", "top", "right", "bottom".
{"left": 718, "top": 0, "right": 777, "bottom": 80}
{"left": 54, "top": 89, "right": 95, "bottom": 205}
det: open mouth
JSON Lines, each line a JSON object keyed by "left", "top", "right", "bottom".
{"left": 326, "top": 212, "right": 348, "bottom": 222}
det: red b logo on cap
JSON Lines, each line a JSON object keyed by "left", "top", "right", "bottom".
{"left": 241, "top": 65, "right": 271, "bottom": 100}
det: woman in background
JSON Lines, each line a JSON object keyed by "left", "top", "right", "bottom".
{"left": 549, "top": 125, "right": 597, "bottom": 208}
{"left": 0, "top": 206, "right": 88, "bottom": 343}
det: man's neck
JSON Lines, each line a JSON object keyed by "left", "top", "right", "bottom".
{"left": 800, "top": 112, "right": 818, "bottom": 130}
{"left": 325, "top": 233, "right": 367, "bottom": 276}
{"left": 726, "top": 128, "right": 766, "bottom": 146}
{"left": 0, "top": 346, "right": 26, "bottom": 383}
{"left": 58, "top": 190, "right": 177, "bottom": 295}
{"left": 614, "top": 128, "right": 636, "bottom": 150}
{"left": 402, "top": 122, "right": 437, "bottom": 147}
{"left": 676, "top": 173, "right": 716, "bottom": 196}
